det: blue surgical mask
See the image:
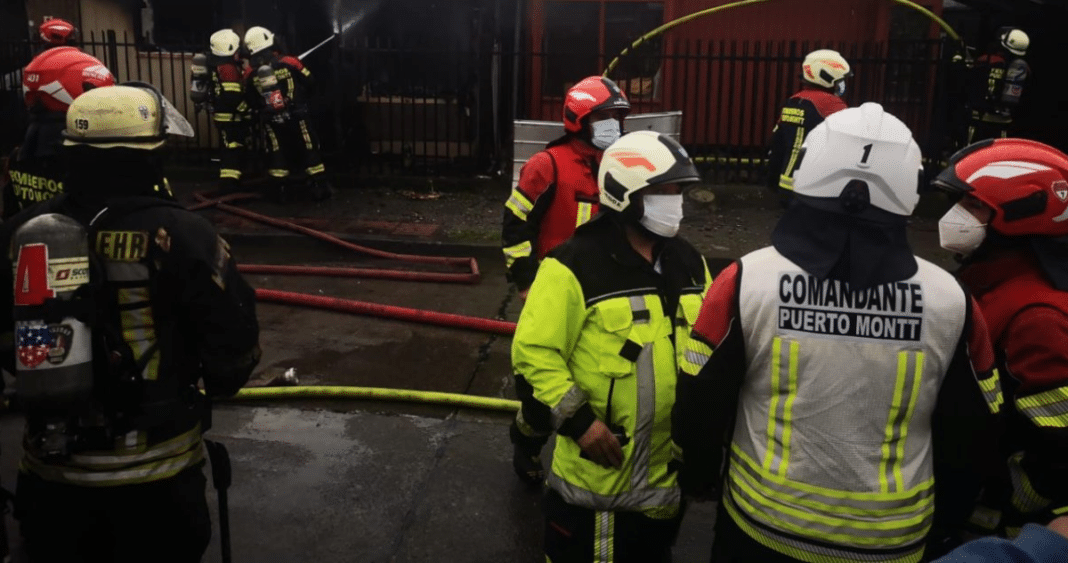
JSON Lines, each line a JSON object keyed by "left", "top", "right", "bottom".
{"left": 834, "top": 81, "right": 847, "bottom": 97}
{"left": 590, "top": 118, "right": 622, "bottom": 150}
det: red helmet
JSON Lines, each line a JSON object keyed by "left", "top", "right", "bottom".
{"left": 932, "top": 138, "right": 1068, "bottom": 238}
{"left": 39, "top": 18, "right": 76, "bottom": 46}
{"left": 563, "top": 76, "right": 630, "bottom": 133}
{"left": 23, "top": 47, "right": 114, "bottom": 113}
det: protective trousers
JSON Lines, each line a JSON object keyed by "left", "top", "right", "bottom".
{"left": 966, "top": 113, "right": 1011, "bottom": 145}
{"left": 543, "top": 488, "right": 683, "bottom": 563}
{"left": 215, "top": 121, "right": 248, "bottom": 185}
{"left": 264, "top": 116, "right": 326, "bottom": 183}
{"left": 14, "top": 464, "right": 212, "bottom": 563}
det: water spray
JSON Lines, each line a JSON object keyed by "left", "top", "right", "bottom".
{"left": 297, "top": 9, "right": 367, "bottom": 60}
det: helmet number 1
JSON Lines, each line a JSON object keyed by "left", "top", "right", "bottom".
{"left": 14, "top": 244, "right": 55, "bottom": 306}
{"left": 860, "top": 143, "right": 873, "bottom": 165}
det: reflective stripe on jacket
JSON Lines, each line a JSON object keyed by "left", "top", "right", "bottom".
{"left": 513, "top": 216, "right": 710, "bottom": 515}
{"left": 674, "top": 249, "right": 1001, "bottom": 563}
{"left": 501, "top": 136, "right": 601, "bottom": 290}
{"left": 766, "top": 89, "right": 846, "bottom": 191}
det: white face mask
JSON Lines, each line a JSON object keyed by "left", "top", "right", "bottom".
{"left": 938, "top": 203, "right": 988, "bottom": 255}
{"left": 640, "top": 194, "right": 685, "bottom": 238}
{"left": 834, "top": 81, "right": 847, "bottom": 97}
{"left": 590, "top": 118, "right": 621, "bottom": 150}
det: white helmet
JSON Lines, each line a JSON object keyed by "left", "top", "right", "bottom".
{"left": 62, "top": 84, "right": 167, "bottom": 150}
{"left": 801, "top": 49, "right": 851, "bottom": 89}
{"left": 244, "top": 26, "right": 275, "bottom": 56}
{"left": 210, "top": 29, "right": 240, "bottom": 57}
{"left": 1001, "top": 28, "right": 1029, "bottom": 56}
{"left": 792, "top": 102, "right": 922, "bottom": 217}
{"left": 598, "top": 131, "right": 700, "bottom": 212}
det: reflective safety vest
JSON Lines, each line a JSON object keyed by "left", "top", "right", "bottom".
{"left": 726, "top": 247, "right": 971, "bottom": 562}
{"left": 513, "top": 217, "right": 710, "bottom": 515}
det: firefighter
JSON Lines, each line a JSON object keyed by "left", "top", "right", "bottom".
{"left": 512, "top": 131, "right": 712, "bottom": 561}
{"left": 0, "top": 84, "right": 261, "bottom": 563}
{"left": 37, "top": 18, "right": 77, "bottom": 48}
{"left": 243, "top": 25, "right": 333, "bottom": 202}
{"left": 963, "top": 28, "right": 1030, "bottom": 145}
{"left": 2, "top": 47, "right": 114, "bottom": 219}
{"left": 673, "top": 103, "right": 1002, "bottom": 562}
{"left": 932, "top": 138, "right": 1068, "bottom": 540}
{"left": 502, "top": 75, "right": 631, "bottom": 486}
{"left": 203, "top": 28, "right": 252, "bottom": 195}
{"left": 766, "top": 49, "right": 850, "bottom": 206}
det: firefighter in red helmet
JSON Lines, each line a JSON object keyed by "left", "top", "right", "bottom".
{"left": 933, "top": 138, "right": 1068, "bottom": 541}
{"left": 502, "top": 75, "right": 630, "bottom": 486}
{"left": 38, "top": 18, "right": 77, "bottom": 48}
{"left": 2, "top": 47, "right": 114, "bottom": 218}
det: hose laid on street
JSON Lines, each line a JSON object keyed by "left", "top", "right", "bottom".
{"left": 256, "top": 288, "right": 517, "bottom": 335}
{"left": 603, "top": 0, "right": 962, "bottom": 78}
{"left": 189, "top": 192, "right": 513, "bottom": 336}
{"left": 226, "top": 385, "right": 520, "bottom": 412}
{"left": 191, "top": 192, "right": 481, "bottom": 284}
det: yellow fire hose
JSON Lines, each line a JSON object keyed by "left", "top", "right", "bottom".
{"left": 603, "top": 0, "right": 962, "bottom": 78}
{"left": 226, "top": 385, "right": 520, "bottom": 412}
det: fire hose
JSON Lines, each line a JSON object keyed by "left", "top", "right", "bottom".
{"left": 226, "top": 385, "right": 519, "bottom": 412}
{"left": 602, "top": 0, "right": 962, "bottom": 78}
{"left": 191, "top": 192, "right": 520, "bottom": 412}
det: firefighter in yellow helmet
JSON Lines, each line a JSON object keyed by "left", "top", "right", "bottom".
{"left": 244, "top": 26, "right": 333, "bottom": 202}
{"left": 674, "top": 103, "right": 1002, "bottom": 562}
{"left": 962, "top": 28, "right": 1031, "bottom": 145}
{"left": 194, "top": 28, "right": 252, "bottom": 195}
{"left": 512, "top": 130, "right": 711, "bottom": 561}
{"left": 766, "top": 49, "right": 850, "bottom": 207}
{"left": 0, "top": 84, "right": 260, "bottom": 563}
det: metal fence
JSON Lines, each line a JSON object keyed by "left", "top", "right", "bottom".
{"left": 1, "top": 34, "right": 956, "bottom": 184}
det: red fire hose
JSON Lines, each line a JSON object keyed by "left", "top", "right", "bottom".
{"left": 191, "top": 192, "right": 480, "bottom": 284}
{"left": 256, "top": 289, "right": 516, "bottom": 335}
{"left": 191, "top": 192, "right": 514, "bottom": 336}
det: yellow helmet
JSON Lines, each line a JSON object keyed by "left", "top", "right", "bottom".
{"left": 801, "top": 49, "right": 851, "bottom": 89}
{"left": 62, "top": 84, "right": 167, "bottom": 150}
{"left": 1000, "top": 28, "right": 1029, "bottom": 56}
{"left": 244, "top": 26, "right": 275, "bottom": 56}
{"left": 210, "top": 28, "right": 240, "bottom": 57}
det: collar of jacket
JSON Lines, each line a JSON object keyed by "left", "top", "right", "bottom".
{"left": 581, "top": 213, "right": 670, "bottom": 271}
{"left": 547, "top": 133, "right": 604, "bottom": 164}
{"left": 961, "top": 239, "right": 1068, "bottom": 294}
{"left": 771, "top": 201, "right": 917, "bottom": 291}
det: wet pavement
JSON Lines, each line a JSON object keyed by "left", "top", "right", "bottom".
{"left": 0, "top": 175, "right": 956, "bottom": 562}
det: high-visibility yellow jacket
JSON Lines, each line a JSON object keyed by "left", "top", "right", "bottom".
{"left": 512, "top": 216, "right": 710, "bottom": 516}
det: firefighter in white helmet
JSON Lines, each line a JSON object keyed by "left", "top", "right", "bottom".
{"left": 766, "top": 49, "right": 850, "bottom": 206}
{"left": 512, "top": 131, "right": 712, "bottom": 560}
{"left": 0, "top": 83, "right": 260, "bottom": 563}
{"left": 674, "top": 103, "right": 1002, "bottom": 562}
{"left": 243, "top": 25, "right": 333, "bottom": 202}
{"left": 962, "top": 28, "right": 1031, "bottom": 145}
